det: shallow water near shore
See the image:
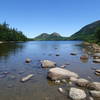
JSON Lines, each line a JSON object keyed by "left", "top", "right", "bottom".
{"left": 0, "top": 41, "right": 100, "bottom": 100}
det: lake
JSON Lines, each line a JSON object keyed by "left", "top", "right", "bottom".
{"left": 0, "top": 41, "right": 99, "bottom": 100}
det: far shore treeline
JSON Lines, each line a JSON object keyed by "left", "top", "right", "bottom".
{"left": 0, "top": 20, "right": 100, "bottom": 44}
{"left": 0, "top": 22, "right": 27, "bottom": 41}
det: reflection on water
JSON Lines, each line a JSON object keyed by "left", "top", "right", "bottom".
{"left": 0, "top": 43, "right": 25, "bottom": 60}
{"left": 0, "top": 41, "right": 99, "bottom": 100}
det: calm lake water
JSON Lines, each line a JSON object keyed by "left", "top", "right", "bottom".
{"left": 0, "top": 41, "right": 99, "bottom": 100}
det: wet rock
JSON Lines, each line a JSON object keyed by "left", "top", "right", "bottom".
{"left": 41, "top": 60, "right": 56, "bottom": 68}
{"left": 61, "top": 79, "right": 66, "bottom": 83}
{"left": 58, "top": 88, "right": 65, "bottom": 94}
{"left": 56, "top": 54, "right": 60, "bottom": 56}
{"left": 69, "top": 77, "right": 78, "bottom": 82}
{"left": 88, "top": 96, "right": 94, "bottom": 100}
{"left": 47, "top": 68, "right": 79, "bottom": 80}
{"left": 69, "top": 88, "right": 86, "bottom": 100}
{"left": 76, "top": 78, "right": 89, "bottom": 87}
{"left": 93, "top": 53, "right": 100, "bottom": 58}
{"left": 60, "top": 65, "right": 66, "bottom": 68}
{"left": 20, "top": 74, "right": 34, "bottom": 82}
{"left": 25, "top": 58, "right": 31, "bottom": 63}
{"left": 70, "top": 53, "right": 77, "bottom": 56}
{"left": 95, "top": 69, "right": 100, "bottom": 76}
{"left": 93, "top": 59, "right": 100, "bottom": 63}
{"left": 88, "top": 82, "right": 100, "bottom": 91}
{"left": 90, "top": 90, "right": 100, "bottom": 98}
{"left": 80, "top": 55, "right": 88, "bottom": 60}
{"left": 55, "top": 80, "right": 61, "bottom": 84}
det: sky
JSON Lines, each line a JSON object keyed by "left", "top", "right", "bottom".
{"left": 0, "top": 0, "right": 100, "bottom": 38}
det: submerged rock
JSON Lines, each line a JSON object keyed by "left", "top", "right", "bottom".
{"left": 70, "top": 53, "right": 77, "bottom": 56}
{"left": 41, "top": 60, "right": 56, "bottom": 68}
{"left": 69, "top": 88, "right": 86, "bottom": 100}
{"left": 55, "top": 80, "right": 61, "bottom": 84}
{"left": 80, "top": 55, "right": 88, "bottom": 60}
{"left": 25, "top": 58, "right": 31, "bottom": 63}
{"left": 20, "top": 74, "right": 34, "bottom": 82}
{"left": 47, "top": 68, "right": 79, "bottom": 80}
{"left": 58, "top": 88, "right": 65, "bottom": 94}
{"left": 90, "top": 90, "right": 100, "bottom": 98}
{"left": 56, "top": 54, "right": 60, "bottom": 56}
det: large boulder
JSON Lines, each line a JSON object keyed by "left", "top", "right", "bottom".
{"left": 88, "top": 82, "right": 100, "bottom": 91}
{"left": 69, "top": 88, "right": 86, "bottom": 100}
{"left": 90, "top": 90, "right": 100, "bottom": 98}
{"left": 41, "top": 60, "right": 56, "bottom": 68}
{"left": 47, "top": 68, "right": 79, "bottom": 80}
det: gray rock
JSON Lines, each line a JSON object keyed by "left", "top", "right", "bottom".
{"left": 41, "top": 60, "right": 56, "bottom": 68}
{"left": 20, "top": 74, "right": 34, "bottom": 82}
{"left": 93, "top": 53, "right": 100, "bottom": 57}
{"left": 70, "top": 77, "right": 78, "bottom": 82}
{"left": 58, "top": 88, "right": 65, "bottom": 94}
{"left": 69, "top": 88, "right": 86, "bottom": 100}
{"left": 90, "top": 90, "right": 100, "bottom": 98}
{"left": 25, "top": 58, "right": 31, "bottom": 63}
{"left": 88, "top": 82, "right": 100, "bottom": 91}
{"left": 47, "top": 68, "right": 79, "bottom": 80}
{"left": 76, "top": 78, "right": 89, "bottom": 87}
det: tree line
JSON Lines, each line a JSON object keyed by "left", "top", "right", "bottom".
{"left": 0, "top": 22, "right": 27, "bottom": 41}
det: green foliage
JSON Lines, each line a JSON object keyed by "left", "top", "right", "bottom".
{"left": 70, "top": 20, "right": 100, "bottom": 43}
{"left": 0, "top": 22, "right": 27, "bottom": 41}
{"left": 95, "top": 27, "right": 100, "bottom": 42}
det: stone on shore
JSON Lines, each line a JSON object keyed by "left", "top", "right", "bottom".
{"left": 88, "top": 82, "right": 100, "bottom": 91}
{"left": 76, "top": 78, "right": 89, "bottom": 87}
{"left": 47, "top": 68, "right": 79, "bottom": 80}
{"left": 90, "top": 90, "right": 100, "bottom": 98}
{"left": 69, "top": 77, "right": 78, "bottom": 82}
{"left": 41, "top": 60, "right": 56, "bottom": 68}
{"left": 20, "top": 74, "right": 34, "bottom": 82}
{"left": 69, "top": 88, "right": 86, "bottom": 100}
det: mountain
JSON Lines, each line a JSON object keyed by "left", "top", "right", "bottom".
{"left": 34, "top": 32, "right": 67, "bottom": 40}
{"left": 70, "top": 20, "right": 100, "bottom": 41}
